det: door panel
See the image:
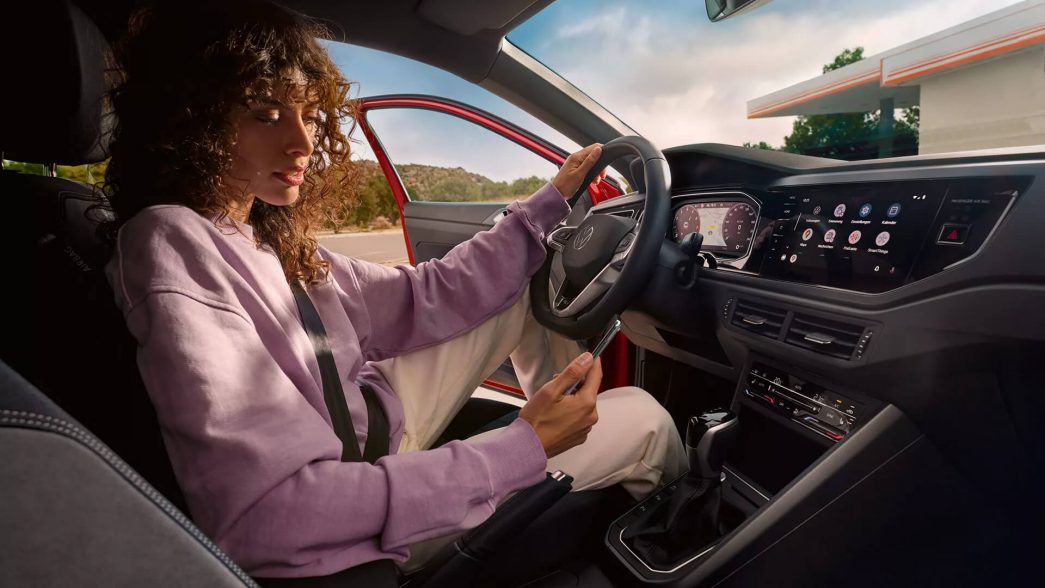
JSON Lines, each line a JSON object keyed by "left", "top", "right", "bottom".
{"left": 402, "top": 201, "right": 506, "bottom": 263}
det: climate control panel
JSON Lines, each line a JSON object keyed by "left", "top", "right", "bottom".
{"left": 743, "top": 362, "right": 862, "bottom": 442}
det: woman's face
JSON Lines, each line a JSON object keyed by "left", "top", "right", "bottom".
{"left": 224, "top": 75, "right": 319, "bottom": 219}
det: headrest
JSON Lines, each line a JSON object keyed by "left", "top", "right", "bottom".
{"left": 1, "top": 1, "right": 113, "bottom": 165}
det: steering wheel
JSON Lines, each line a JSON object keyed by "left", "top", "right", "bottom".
{"left": 530, "top": 136, "right": 671, "bottom": 340}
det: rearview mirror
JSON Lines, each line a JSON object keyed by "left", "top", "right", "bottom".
{"left": 705, "top": 0, "right": 773, "bottom": 22}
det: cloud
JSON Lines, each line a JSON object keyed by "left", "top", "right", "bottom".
{"left": 526, "top": 0, "right": 1026, "bottom": 149}
{"left": 556, "top": 6, "right": 628, "bottom": 39}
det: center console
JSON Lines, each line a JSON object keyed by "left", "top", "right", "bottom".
{"left": 605, "top": 358, "right": 884, "bottom": 584}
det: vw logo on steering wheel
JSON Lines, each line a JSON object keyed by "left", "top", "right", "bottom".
{"left": 573, "top": 226, "right": 595, "bottom": 250}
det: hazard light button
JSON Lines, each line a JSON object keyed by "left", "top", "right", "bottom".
{"left": 937, "top": 223, "right": 969, "bottom": 245}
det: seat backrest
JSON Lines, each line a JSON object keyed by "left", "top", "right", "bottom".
{"left": 0, "top": 359, "right": 256, "bottom": 587}
{"left": 0, "top": 0, "right": 219, "bottom": 568}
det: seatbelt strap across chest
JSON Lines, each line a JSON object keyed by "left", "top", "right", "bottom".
{"left": 290, "top": 281, "right": 389, "bottom": 463}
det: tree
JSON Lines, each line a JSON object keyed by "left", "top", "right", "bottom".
{"left": 741, "top": 141, "right": 775, "bottom": 151}
{"left": 3, "top": 159, "right": 109, "bottom": 188}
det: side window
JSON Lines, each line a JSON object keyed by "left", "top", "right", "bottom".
{"left": 1, "top": 159, "right": 108, "bottom": 187}
{"left": 364, "top": 108, "right": 561, "bottom": 203}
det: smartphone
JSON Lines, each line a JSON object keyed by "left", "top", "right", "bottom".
{"left": 564, "top": 317, "right": 622, "bottom": 395}
{"left": 589, "top": 317, "right": 623, "bottom": 360}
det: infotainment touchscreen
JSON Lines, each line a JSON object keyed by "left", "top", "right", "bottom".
{"left": 760, "top": 183, "right": 945, "bottom": 292}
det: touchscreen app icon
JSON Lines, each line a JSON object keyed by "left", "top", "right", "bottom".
{"left": 813, "top": 205, "right": 822, "bottom": 215}
{"left": 833, "top": 204, "right": 846, "bottom": 217}
{"left": 848, "top": 230, "right": 862, "bottom": 244}
{"left": 824, "top": 229, "right": 837, "bottom": 243}
{"left": 876, "top": 231, "right": 891, "bottom": 246}
{"left": 859, "top": 203, "right": 873, "bottom": 218}
{"left": 802, "top": 228, "right": 814, "bottom": 241}
{"left": 887, "top": 203, "right": 902, "bottom": 218}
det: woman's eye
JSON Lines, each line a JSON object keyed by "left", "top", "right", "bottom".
{"left": 253, "top": 111, "right": 280, "bottom": 124}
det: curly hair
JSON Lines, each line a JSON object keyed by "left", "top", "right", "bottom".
{"left": 102, "top": 0, "right": 356, "bottom": 284}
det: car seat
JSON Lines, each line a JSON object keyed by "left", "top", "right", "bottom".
{"left": 0, "top": 0, "right": 189, "bottom": 513}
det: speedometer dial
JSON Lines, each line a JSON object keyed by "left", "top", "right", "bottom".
{"left": 673, "top": 204, "right": 701, "bottom": 241}
{"left": 722, "top": 203, "right": 757, "bottom": 252}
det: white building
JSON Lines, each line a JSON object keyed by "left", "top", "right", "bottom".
{"left": 747, "top": 1, "right": 1045, "bottom": 155}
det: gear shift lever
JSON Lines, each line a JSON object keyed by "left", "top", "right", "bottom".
{"left": 621, "top": 409, "right": 740, "bottom": 569}
{"left": 687, "top": 409, "right": 739, "bottom": 479}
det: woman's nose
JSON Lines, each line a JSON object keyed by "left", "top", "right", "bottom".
{"left": 285, "top": 114, "right": 315, "bottom": 158}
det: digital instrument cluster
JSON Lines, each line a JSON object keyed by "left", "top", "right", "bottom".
{"left": 673, "top": 199, "right": 758, "bottom": 256}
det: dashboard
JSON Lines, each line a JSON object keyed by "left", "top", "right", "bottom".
{"left": 639, "top": 173, "right": 1023, "bottom": 294}
{"left": 584, "top": 143, "right": 1044, "bottom": 373}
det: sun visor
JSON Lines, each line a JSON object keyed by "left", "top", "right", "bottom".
{"left": 417, "top": 0, "right": 546, "bottom": 35}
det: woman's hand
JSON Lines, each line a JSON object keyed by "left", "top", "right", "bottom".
{"left": 518, "top": 352, "right": 602, "bottom": 458}
{"left": 551, "top": 144, "right": 607, "bottom": 199}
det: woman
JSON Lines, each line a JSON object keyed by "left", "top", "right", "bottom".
{"left": 102, "top": 0, "right": 686, "bottom": 579}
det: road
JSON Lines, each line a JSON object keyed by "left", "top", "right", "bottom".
{"left": 318, "top": 228, "right": 411, "bottom": 266}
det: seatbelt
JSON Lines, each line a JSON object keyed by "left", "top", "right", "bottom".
{"left": 290, "top": 281, "right": 388, "bottom": 464}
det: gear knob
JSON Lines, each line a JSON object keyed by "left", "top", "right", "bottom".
{"left": 686, "top": 409, "right": 739, "bottom": 479}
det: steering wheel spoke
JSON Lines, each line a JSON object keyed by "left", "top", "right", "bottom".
{"left": 551, "top": 267, "right": 617, "bottom": 317}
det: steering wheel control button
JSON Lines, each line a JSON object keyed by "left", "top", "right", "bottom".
{"left": 937, "top": 223, "right": 969, "bottom": 245}
{"left": 615, "top": 233, "right": 634, "bottom": 253}
{"left": 546, "top": 226, "right": 576, "bottom": 252}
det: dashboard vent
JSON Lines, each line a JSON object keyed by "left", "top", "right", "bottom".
{"left": 731, "top": 298, "right": 787, "bottom": 340}
{"left": 785, "top": 313, "right": 866, "bottom": 360}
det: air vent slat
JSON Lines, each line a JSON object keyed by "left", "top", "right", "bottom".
{"left": 785, "top": 312, "right": 866, "bottom": 360}
{"left": 787, "top": 326, "right": 858, "bottom": 349}
{"left": 791, "top": 317, "right": 864, "bottom": 338}
{"left": 731, "top": 298, "right": 787, "bottom": 340}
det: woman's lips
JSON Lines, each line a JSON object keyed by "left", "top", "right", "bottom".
{"left": 274, "top": 170, "right": 304, "bottom": 187}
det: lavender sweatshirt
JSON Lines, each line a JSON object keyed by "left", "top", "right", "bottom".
{"left": 106, "top": 184, "right": 570, "bottom": 577}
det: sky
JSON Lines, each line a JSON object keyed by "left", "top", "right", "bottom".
{"left": 324, "top": 0, "right": 1028, "bottom": 181}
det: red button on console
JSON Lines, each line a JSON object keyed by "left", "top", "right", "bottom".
{"left": 938, "top": 223, "right": 969, "bottom": 245}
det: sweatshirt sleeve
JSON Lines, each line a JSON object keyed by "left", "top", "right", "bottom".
{"left": 331, "top": 183, "right": 570, "bottom": 361}
{"left": 124, "top": 290, "right": 548, "bottom": 573}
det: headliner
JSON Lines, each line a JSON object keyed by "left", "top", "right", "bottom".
{"left": 76, "top": 0, "right": 557, "bottom": 83}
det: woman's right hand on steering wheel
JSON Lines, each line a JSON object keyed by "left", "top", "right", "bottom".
{"left": 550, "top": 143, "right": 604, "bottom": 200}
{"left": 518, "top": 352, "right": 602, "bottom": 458}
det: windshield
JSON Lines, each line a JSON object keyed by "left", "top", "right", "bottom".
{"left": 509, "top": 0, "right": 1041, "bottom": 160}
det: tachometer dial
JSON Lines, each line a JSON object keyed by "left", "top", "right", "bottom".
{"left": 722, "top": 203, "right": 757, "bottom": 252}
{"left": 673, "top": 204, "right": 701, "bottom": 241}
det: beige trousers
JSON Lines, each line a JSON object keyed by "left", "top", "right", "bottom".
{"left": 370, "top": 289, "right": 687, "bottom": 569}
